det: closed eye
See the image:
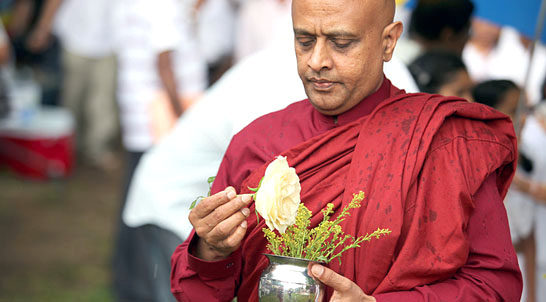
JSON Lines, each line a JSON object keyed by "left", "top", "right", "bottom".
{"left": 332, "top": 39, "right": 353, "bottom": 49}
{"left": 296, "top": 37, "right": 315, "bottom": 47}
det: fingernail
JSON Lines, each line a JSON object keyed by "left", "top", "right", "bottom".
{"left": 241, "top": 221, "right": 247, "bottom": 228}
{"left": 311, "top": 265, "right": 323, "bottom": 277}
{"left": 241, "top": 194, "right": 251, "bottom": 203}
{"left": 242, "top": 208, "right": 250, "bottom": 216}
{"left": 226, "top": 190, "right": 236, "bottom": 199}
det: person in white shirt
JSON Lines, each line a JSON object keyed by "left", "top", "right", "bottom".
{"left": 511, "top": 103, "right": 546, "bottom": 302}
{"left": 26, "top": 0, "right": 119, "bottom": 169}
{"left": 123, "top": 42, "right": 307, "bottom": 247}
{"left": 463, "top": 24, "right": 546, "bottom": 106}
{"left": 110, "top": 0, "right": 207, "bottom": 300}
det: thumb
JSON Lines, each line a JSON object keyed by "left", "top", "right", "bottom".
{"left": 310, "top": 264, "right": 352, "bottom": 293}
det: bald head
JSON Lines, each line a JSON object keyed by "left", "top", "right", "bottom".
{"left": 292, "top": 0, "right": 396, "bottom": 28}
{"left": 291, "top": 0, "right": 403, "bottom": 115}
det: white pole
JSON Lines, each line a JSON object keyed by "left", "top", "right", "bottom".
{"left": 515, "top": 0, "right": 546, "bottom": 135}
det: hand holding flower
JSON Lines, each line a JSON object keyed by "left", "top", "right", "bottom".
{"left": 189, "top": 186, "right": 253, "bottom": 261}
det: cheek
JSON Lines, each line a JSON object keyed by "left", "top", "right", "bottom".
{"left": 335, "top": 55, "right": 366, "bottom": 83}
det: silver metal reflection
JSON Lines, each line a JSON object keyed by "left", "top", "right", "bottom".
{"left": 258, "top": 254, "right": 325, "bottom": 302}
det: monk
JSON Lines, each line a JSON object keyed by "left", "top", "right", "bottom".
{"left": 171, "top": 0, "right": 523, "bottom": 301}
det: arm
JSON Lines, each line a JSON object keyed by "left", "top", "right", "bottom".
{"left": 171, "top": 145, "right": 260, "bottom": 302}
{"left": 374, "top": 173, "right": 522, "bottom": 302}
{"left": 512, "top": 172, "right": 546, "bottom": 203}
{"left": 171, "top": 231, "right": 243, "bottom": 302}
{"left": 26, "top": 0, "right": 63, "bottom": 51}
{"left": 7, "top": 0, "right": 33, "bottom": 37}
{"left": 157, "top": 50, "right": 184, "bottom": 117}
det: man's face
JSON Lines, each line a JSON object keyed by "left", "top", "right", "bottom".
{"left": 292, "top": 0, "right": 395, "bottom": 116}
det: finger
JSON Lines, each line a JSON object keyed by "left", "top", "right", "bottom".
{"left": 201, "top": 193, "right": 253, "bottom": 227}
{"left": 208, "top": 207, "right": 251, "bottom": 242}
{"left": 218, "top": 220, "right": 248, "bottom": 251}
{"left": 310, "top": 264, "right": 353, "bottom": 293}
{"left": 192, "top": 187, "right": 237, "bottom": 218}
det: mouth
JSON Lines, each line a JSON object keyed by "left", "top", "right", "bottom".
{"left": 308, "top": 78, "right": 337, "bottom": 92}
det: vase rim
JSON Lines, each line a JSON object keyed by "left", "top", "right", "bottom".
{"left": 263, "top": 253, "right": 326, "bottom": 266}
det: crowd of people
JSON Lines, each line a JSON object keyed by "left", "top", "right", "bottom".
{"left": 1, "top": 0, "right": 546, "bottom": 301}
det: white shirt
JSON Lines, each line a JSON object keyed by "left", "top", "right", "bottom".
{"left": 519, "top": 113, "right": 546, "bottom": 302}
{"left": 195, "top": 0, "right": 236, "bottom": 65}
{"left": 54, "top": 0, "right": 113, "bottom": 57}
{"left": 123, "top": 56, "right": 418, "bottom": 240}
{"left": 463, "top": 27, "right": 546, "bottom": 105}
{"left": 111, "top": 0, "right": 207, "bottom": 151}
{"left": 123, "top": 43, "right": 307, "bottom": 240}
{"left": 234, "top": 0, "right": 293, "bottom": 62}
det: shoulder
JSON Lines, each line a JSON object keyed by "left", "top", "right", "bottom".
{"left": 425, "top": 108, "right": 516, "bottom": 196}
{"left": 428, "top": 101, "right": 515, "bottom": 152}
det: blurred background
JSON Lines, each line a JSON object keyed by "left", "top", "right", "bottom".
{"left": 1, "top": 0, "right": 546, "bottom": 301}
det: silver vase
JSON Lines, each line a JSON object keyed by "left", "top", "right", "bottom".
{"left": 258, "top": 254, "right": 325, "bottom": 302}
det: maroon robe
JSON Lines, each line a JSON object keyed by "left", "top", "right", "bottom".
{"left": 171, "top": 78, "right": 522, "bottom": 301}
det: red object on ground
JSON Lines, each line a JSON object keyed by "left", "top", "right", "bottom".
{"left": 0, "top": 107, "right": 75, "bottom": 180}
{"left": 0, "top": 134, "right": 74, "bottom": 180}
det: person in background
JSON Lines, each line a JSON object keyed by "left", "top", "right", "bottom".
{"left": 394, "top": 0, "right": 474, "bottom": 65}
{"left": 171, "top": 0, "right": 521, "bottom": 300}
{"left": 408, "top": 50, "right": 474, "bottom": 101}
{"left": 511, "top": 101, "right": 546, "bottom": 302}
{"left": 462, "top": 18, "right": 502, "bottom": 83}
{"left": 462, "top": 19, "right": 546, "bottom": 106}
{"left": 473, "top": 79, "right": 536, "bottom": 302}
{"left": 233, "top": 0, "right": 291, "bottom": 63}
{"left": 110, "top": 0, "right": 207, "bottom": 301}
{"left": 0, "top": 19, "right": 11, "bottom": 118}
{"left": 192, "top": 0, "right": 236, "bottom": 86}
{"left": 21, "top": 0, "right": 118, "bottom": 170}
{"left": 7, "top": 0, "right": 62, "bottom": 106}
{"left": 123, "top": 43, "right": 307, "bottom": 286}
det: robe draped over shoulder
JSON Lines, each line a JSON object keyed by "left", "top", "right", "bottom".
{"left": 170, "top": 79, "right": 522, "bottom": 302}
{"left": 237, "top": 94, "right": 517, "bottom": 300}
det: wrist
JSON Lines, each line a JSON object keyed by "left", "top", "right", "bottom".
{"left": 194, "top": 238, "right": 230, "bottom": 261}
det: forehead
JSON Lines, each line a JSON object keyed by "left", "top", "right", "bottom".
{"left": 292, "top": 0, "right": 375, "bottom": 34}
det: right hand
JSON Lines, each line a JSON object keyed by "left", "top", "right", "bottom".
{"left": 189, "top": 187, "right": 252, "bottom": 261}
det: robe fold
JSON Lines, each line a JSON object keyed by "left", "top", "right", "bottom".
{"left": 171, "top": 78, "right": 522, "bottom": 301}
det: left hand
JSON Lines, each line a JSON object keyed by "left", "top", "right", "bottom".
{"left": 309, "top": 264, "right": 376, "bottom": 302}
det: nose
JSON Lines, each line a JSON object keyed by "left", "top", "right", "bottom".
{"left": 308, "top": 40, "right": 333, "bottom": 72}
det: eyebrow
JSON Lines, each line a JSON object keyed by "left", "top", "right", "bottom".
{"left": 294, "top": 28, "right": 358, "bottom": 39}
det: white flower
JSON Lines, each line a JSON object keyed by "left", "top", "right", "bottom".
{"left": 255, "top": 156, "right": 301, "bottom": 233}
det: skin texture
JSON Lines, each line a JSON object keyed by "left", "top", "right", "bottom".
{"left": 189, "top": 187, "right": 252, "bottom": 261}
{"left": 190, "top": 0, "right": 399, "bottom": 300}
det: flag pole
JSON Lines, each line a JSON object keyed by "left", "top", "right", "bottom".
{"left": 515, "top": 0, "right": 546, "bottom": 135}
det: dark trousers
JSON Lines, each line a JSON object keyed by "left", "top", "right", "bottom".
{"left": 113, "top": 151, "right": 181, "bottom": 302}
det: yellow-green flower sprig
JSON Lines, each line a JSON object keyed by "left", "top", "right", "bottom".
{"left": 262, "top": 191, "right": 391, "bottom": 264}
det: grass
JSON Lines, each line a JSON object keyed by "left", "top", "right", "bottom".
{"left": 0, "top": 163, "right": 122, "bottom": 302}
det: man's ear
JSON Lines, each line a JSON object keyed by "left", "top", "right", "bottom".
{"left": 382, "top": 21, "right": 403, "bottom": 62}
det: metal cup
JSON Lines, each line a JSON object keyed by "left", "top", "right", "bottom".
{"left": 258, "top": 254, "right": 325, "bottom": 302}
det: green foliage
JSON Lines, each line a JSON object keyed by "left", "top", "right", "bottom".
{"left": 189, "top": 176, "right": 216, "bottom": 209}
{"left": 262, "top": 191, "right": 391, "bottom": 263}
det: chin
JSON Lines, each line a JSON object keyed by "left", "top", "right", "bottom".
{"left": 308, "top": 99, "right": 343, "bottom": 115}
